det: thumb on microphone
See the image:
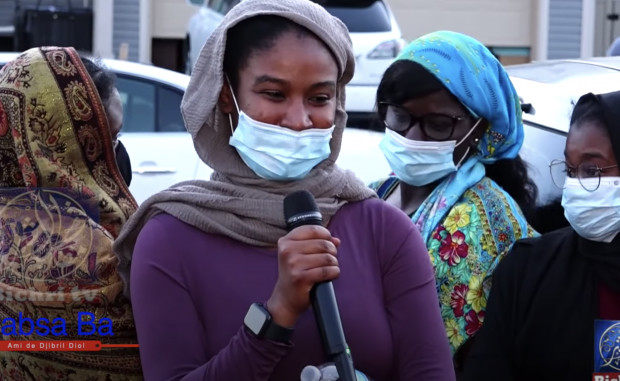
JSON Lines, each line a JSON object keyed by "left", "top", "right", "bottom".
{"left": 300, "top": 364, "right": 339, "bottom": 381}
{"left": 300, "top": 365, "right": 324, "bottom": 381}
{"left": 300, "top": 363, "right": 373, "bottom": 381}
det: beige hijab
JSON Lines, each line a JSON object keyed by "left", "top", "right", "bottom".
{"left": 114, "top": 0, "right": 376, "bottom": 297}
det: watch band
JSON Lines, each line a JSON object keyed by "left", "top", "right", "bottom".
{"left": 262, "top": 312, "right": 294, "bottom": 343}
{"left": 244, "top": 303, "right": 294, "bottom": 343}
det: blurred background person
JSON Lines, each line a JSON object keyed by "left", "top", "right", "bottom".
{"left": 80, "top": 56, "right": 134, "bottom": 188}
{"left": 0, "top": 47, "right": 142, "bottom": 380}
{"left": 369, "top": 30, "right": 539, "bottom": 370}
{"left": 607, "top": 36, "right": 620, "bottom": 56}
{"left": 461, "top": 90, "right": 620, "bottom": 380}
{"left": 113, "top": 0, "right": 456, "bottom": 380}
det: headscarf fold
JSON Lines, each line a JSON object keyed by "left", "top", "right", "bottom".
{"left": 395, "top": 31, "right": 527, "bottom": 242}
{"left": 114, "top": 0, "right": 376, "bottom": 298}
{"left": 0, "top": 47, "right": 141, "bottom": 379}
{"left": 577, "top": 91, "right": 620, "bottom": 165}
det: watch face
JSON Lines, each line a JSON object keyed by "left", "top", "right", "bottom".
{"left": 244, "top": 303, "right": 269, "bottom": 335}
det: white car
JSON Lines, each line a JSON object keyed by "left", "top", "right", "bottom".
{"left": 506, "top": 57, "right": 620, "bottom": 207}
{"left": 184, "top": 0, "right": 404, "bottom": 129}
{"left": 0, "top": 52, "right": 391, "bottom": 204}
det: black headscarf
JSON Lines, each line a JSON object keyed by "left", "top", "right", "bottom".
{"left": 115, "top": 140, "right": 132, "bottom": 187}
{"left": 573, "top": 91, "right": 620, "bottom": 164}
{"left": 572, "top": 90, "right": 620, "bottom": 293}
{"left": 596, "top": 91, "right": 620, "bottom": 164}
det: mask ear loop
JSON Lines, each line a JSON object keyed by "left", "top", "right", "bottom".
{"left": 455, "top": 117, "right": 484, "bottom": 168}
{"left": 225, "top": 73, "right": 241, "bottom": 135}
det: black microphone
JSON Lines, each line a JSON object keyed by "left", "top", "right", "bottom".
{"left": 284, "top": 190, "right": 357, "bottom": 381}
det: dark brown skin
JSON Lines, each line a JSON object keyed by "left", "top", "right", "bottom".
{"left": 106, "top": 88, "right": 123, "bottom": 147}
{"left": 218, "top": 30, "right": 341, "bottom": 328}
{"left": 385, "top": 89, "right": 487, "bottom": 216}
{"left": 218, "top": 32, "right": 338, "bottom": 132}
{"left": 564, "top": 120, "right": 620, "bottom": 178}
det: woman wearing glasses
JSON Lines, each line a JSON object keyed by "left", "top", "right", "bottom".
{"left": 370, "top": 31, "right": 538, "bottom": 367}
{"left": 461, "top": 90, "right": 620, "bottom": 380}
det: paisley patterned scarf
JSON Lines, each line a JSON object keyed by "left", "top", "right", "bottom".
{"left": 0, "top": 47, "right": 142, "bottom": 379}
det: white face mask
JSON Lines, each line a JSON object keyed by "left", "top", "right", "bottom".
{"left": 225, "top": 79, "right": 334, "bottom": 181}
{"left": 561, "top": 176, "right": 620, "bottom": 243}
{"left": 379, "top": 118, "right": 482, "bottom": 186}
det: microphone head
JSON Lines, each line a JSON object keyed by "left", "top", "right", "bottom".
{"left": 283, "top": 190, "right": 323, "bottom": 231}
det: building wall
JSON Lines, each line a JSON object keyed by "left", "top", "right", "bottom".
{"left": 0, "top": 0, "right": 594, "bottom": 64}
{"left": 385, "top": 0, "right": 533, "bottom": 46}
{"left": 594, "top": 0, "right": 620, "bottom": 56}
{"left": 151, "top": 0, "right": 198, "bottom": 39}
{"left": 0, "top": 0, "right": 95, "bottom": 26}
{"left": 0, "top": 0, "right": 94, "bottom": 51}
{"left": 148, "top": 0, "right": 534, "bottom": 48}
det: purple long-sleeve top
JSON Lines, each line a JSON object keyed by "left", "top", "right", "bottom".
{"left": 130, "top": 198, "right": 455, "bottom": 381}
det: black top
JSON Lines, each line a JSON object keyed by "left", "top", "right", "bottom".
{"left": 460, "top": 227, "right": 620, "bottom": 380}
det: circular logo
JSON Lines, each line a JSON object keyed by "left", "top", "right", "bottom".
{"left": 599, "top": 322, "right": 620, "bottom": 371}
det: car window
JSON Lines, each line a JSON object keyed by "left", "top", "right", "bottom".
{"left": 209, "top": 0, "right": 239, "bottom": 14}
{"left": 520, "top": 121, "right": 567, "bottom": 205}
{"left": 323, "top": 1, "right": 391, "bottom": 33}
{"left": 223, "top": 0, "right": 241, "bottom": 14}
{"left": 115, "top": 76, "right": 156, "bottom": 133}
{"left": 206, "top": 0, "right": 220, "bottom": 11}
{"left": 157, "top": 86, "right": 186, "bottom": 132}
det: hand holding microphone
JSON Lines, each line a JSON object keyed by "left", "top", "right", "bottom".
{"left": 277, "top": 190, "right": 357, "bottom": 381}
{"left": 265, "top": 194, "right": 341, "bottom": 329}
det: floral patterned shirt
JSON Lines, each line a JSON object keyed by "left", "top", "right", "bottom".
{"left": 372, "top": 176, "right": 538, "bottom": 354}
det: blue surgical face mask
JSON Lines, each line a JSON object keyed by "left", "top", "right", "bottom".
{"left": 226, "top": 81, "right": 334, "bottom": 181}
{"left": 562, "top": 176, "right": 620, "bottom": 243}
{"left": 379, "top": 118, "right": 481, "bottom": 186}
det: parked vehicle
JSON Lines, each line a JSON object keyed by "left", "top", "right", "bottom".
{"left": 506, "top": 57, "right": 620, "bottom": 206}
{"left": 184, "top": 0, "right": 405, "bottom": 130}
{"left": 0, "top": 52, "right": 391, "bottom": 204}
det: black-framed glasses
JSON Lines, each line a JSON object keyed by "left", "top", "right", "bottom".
{"left": 549, "top": 159, "right": 620, "bottom": 191}
{"left": 378, "top": 101, "right": 468, "bottom": 141}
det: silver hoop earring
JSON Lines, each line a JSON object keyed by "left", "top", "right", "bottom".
{"left": 228, "top": 113, "right": 234, "bottom": 135}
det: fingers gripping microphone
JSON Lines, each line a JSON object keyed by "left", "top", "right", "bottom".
{"left": 284, "top": 190, "right": 357, "bottom": 381}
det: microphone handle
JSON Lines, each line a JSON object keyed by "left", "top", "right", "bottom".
{"left": 311, "top": 282, "right": 357, "bottom": 381}
{"left": 334, "top": 351, "right": 357, "bottom": 381}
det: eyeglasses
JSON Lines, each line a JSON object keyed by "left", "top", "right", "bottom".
{"left": 549, "top": 159, "right": 620, "bottom": 191}
{"left": 378, "top": 101, "right": 468, "bottom": 141}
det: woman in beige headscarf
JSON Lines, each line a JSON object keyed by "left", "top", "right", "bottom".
{"left": 114, "top": 0, "right": 455, "bottom": 379}
{"left": 0, "top": 47, "right": 142, "bottom": 379}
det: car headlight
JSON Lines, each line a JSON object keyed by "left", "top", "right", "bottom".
{"left": 367, "top": 39, "right": 405, "bottom": 59}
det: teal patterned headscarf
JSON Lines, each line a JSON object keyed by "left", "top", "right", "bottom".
{"left": 398, "top": 30, "right": 523, "bottom": 163}
{"left": 394, "top": 30, "right": 527, "bottom": 244}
